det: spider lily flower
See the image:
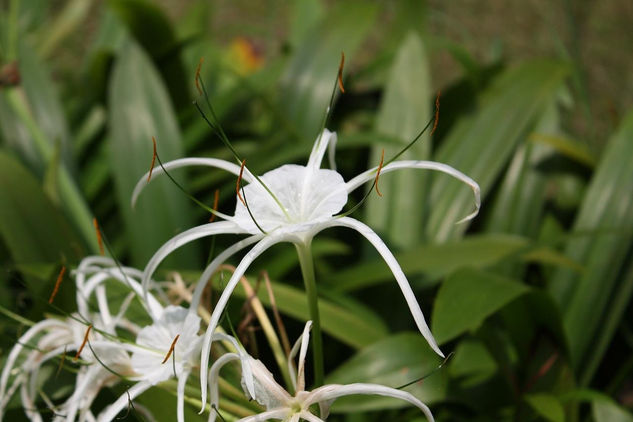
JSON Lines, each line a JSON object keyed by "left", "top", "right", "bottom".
{"left": 209, "top": 321, "right": 435, "bottom": 422}
{"left": 133, "top": 128, "right": 480, "bottom": 409}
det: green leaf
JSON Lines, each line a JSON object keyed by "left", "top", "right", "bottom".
{"left": 449, "top": 338, "right": 497, "bottom": 387}
{"left": 108, "top": 40, "right": 197, "bottom": 267}
{"left": 432, "top": 268, "right": 529, "bottom": 344}
{"left": 365, "top": 31, "right": 431, "bottom": 248}
{"left": 548, "top": 111, "right": 633, "bottom": 377}
{"left": 524, "top": 394, "right": 565, "bottom": 422}
{"left": 426, "top": 60, "right": 569, "bottom": 241}
{"left": 328, "top": 234, "right": 530, "bottom": 292}
{"left": 326, "top": 333, "right": 447, "bottom": 411}
{"left": 530, "top": 132, "right": 596, "bottom": 168}
{"left": 279, "top": 0, "right": 377, "bottom": 140}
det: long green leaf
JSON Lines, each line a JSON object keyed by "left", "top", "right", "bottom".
{"left": 108, "top": 40, "right": 197, "bottom": 267}
{"left": 426, "top": 60, "right": 569, "bottom": 242}
{"left": 548, "top": 111, "right": 633, "bottom": 376}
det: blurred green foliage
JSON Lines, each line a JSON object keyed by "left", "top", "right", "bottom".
{"left": 1, "top": 0, "right": 632, "bottom": 421}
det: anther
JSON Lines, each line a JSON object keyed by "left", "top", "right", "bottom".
{"left": 337, "top": 52, "right": 345, "bottom": 93}
{"left": 162, "top": 334, "right": 180, "bottom": 364}
{"left": 374, "top": 149, "right": 385, "bottom": 197}
{"left": 148, "top": 137, "right": 157, "bottom": 183}
{"left": 236, "top": 160, "right": 246, "bottom": 206}
{"left": 209, "top": 189, "right": 220, "bottom": 222}
{"left": 93, "top": 218, "right": 104, "bottom": 256}
{"left": 74, "top": 325, "right": 92, "bottom": 361}
{"left": 195, "top": 57, "right": 204, "bottom": 96}
{"left": 48, "top": 266, "right": 66, "bottom": 304}
{"left": 431, "top": 90, "right": 441, "bottom": 136}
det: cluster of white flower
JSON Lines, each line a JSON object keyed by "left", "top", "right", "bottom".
{"left": 1, "top": 129, "right": 478, "bottom": 421}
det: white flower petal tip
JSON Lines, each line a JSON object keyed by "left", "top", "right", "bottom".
{"left": 454, "top": 183, "right": 481, "bottom": 225}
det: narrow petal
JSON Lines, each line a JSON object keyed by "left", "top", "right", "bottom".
{"left": 142, "top": 221, "right": 244, "bottom": 319}
{"left": 177, "top": 369, "right": 191, "bottom": 422}
{"left": 97, "top": 381, "right": 152, "bottom": 422}
{"left": 306, "top": 130, "right": 336, "bottom": 172}
{"left": 236, "top": 408, "right": 288, "bottom": 422}
{"left": 208, "top": 353, "right": 240, "bottom": 422}
{"left": 306, "top": 383, "right": 434, "bottom": 422}
{"left": 199, "top": 236, "right": 280, "bottom": 412}
{"left": 298, "top": 411, "right": 325, "bottom": 422}
{"left": 345, "top": 160, "right": 481, "bottom": 223}
{"left": 20, "top": 382, "right": 43, "bottom": 422}
{"left": 331, "top": 217, "right": 444, "bottom": 357}
{"left": 210, "top": 332, "right": 254, "bottom": 398}
{"left": 189, "top": 234, "right": 264, "bottom": 312}
{"left": 288, "top": 321, "right": 312, "bottom": 393}
{"left": 132, "top": 157, "right": 253, "bottom": 208}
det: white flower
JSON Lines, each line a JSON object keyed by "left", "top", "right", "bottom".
{"left": 133, "top": 128, "right": 480, "bottom": 409}
{"left": 209, "top": 321, "right": 435, "bottom": 422}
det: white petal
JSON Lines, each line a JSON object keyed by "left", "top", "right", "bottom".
{"left": 298, "top": 411, "right": 325, "bottom": 422}
{"left": 132, "top": 157, "right": 252, "bottom": 208}
{"left": 189, "top": 234, "right": 264, "bottom": 312}
{"left": 245, "top": 357, "right": 292, "bottom": 409}
{"left": 288, "top": 321, "right": 312, "bottom": 393}
{"left": 331, "top": 217, "right": 444, "bottom": 358}
{"left": 306, "top": 383, "right": 434, "bottom": 422}
{"left": 236, "top": 408, "right": 288, "bottom": 422}
{"left": 307, "top": 129, "right": 336, "bottom": 172}
{"left": 208, "top": 353, "right": 240, "bottom": 422}
{"left": 177, "top": 369, "right": 190, "bottom": 422}
{"left": 142, "top": 221, "right": 244, "bottom": 319}
{"left": 97, "top": 381, "right": 152, "bottom": 422}
{"left": 199, "top": 236, "right": 280, "bottom": 412}
{"left": 344, "top": 160, "right": 481, "bottom": 223}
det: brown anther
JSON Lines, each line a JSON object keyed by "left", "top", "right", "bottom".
{"left": 374, "top": 149, "right": 385, "bottom": 197}
{"left": 236, "top": 160, "right": 246, "bottom": 206}
{"left": 209, "top": 189, "right": 220, "bottom": 222}
{"left": 195, "top": 57, "right": 204, "bottom": 96}
{"left": 162, "top": 334, "right": 180, "bottom": 364}
{"left": 431, "top": 90, "right": 441, "bottom": 135}
{"left": 337, "top": 52, "right": 345, "bottom": 93}
{"left": 48, "top": 266, "right": 66, "bottom": 304}
{"left": 93, "top": 218, "right": 104, "bottom": 256}
{"left": 148, "top": 137, "right": 157, "bottom": 183}
{"left": 74, "top": 325, "right": 92, "bottom": 361}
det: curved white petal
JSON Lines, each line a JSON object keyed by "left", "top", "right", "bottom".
{"left": 142, "top": 221, "right": 244, "bottom": 319}
{"left": 131, "top": 157, "right": 252, "bottom": 208}
{"left": 305, "top": 383, "right": 434, "bottom": 422}
{"left": 97, "top": 380, "right": 152, "bottom": 422}
{"left": 20, "top": 381, "right": 42, "bottom": 422}
{"left": 210, "top": 332, "right": 255, "bottom": 399}
{"left": 208, "top": 353, "right": 240, "bottom": 422}
{"left": 199, "top": 236, "right": 280, "bottom": 412}
{"left": 306, "top": 129, "right": 336, "bottom": 172}
{"left": 189, "top": 234, "right": 264, "bottom": 312}
{"left": 177, "top": 369, "right": 190, "bottom": 422}
{"left": 298, "top": 411, "right": 325, "bottom": 422}
{"left": 345, "top": 160, "right": 481, "bottom": 223}
{"left": 288, "top": 321, "right": 312, "bottom": 393}
{"left": 331, "top": 217, "right": 444, "bottom": 358}
{"left": 236, "top": 408, "right": 288, "bottom": 422}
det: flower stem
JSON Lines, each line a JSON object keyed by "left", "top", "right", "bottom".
{"left": 295, "top": 241, "right": 324, "bottom": 387}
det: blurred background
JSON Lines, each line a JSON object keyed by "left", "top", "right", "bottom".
{"left": 1, "top": 0, "right": 633, "bottom": 421}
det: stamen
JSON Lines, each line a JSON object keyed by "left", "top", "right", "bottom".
{"left": 162, "top": 334, "right": 180, "bottom": 364}
{"left": 396, "top": 351, "right": 453, "bottom": 389}
{"left": 374, "top": 149, "right": 385, "bottom": 197}
{"left": 337, "top": 52, "right": 345, "bottom": 93}
{"left": 92, "top": 218, "right": 104, "bottom": 256}
{"left": 74, "top": 325, "right": 92, "bottom": 361}
{"left": 148, "top": 137, "right": 157, "bottom": 183}
{"left": 208, "top": 189, "right": 220, "bottom": 222}
{"left": 431, "top": 90, "right": 441, "bottom": 136}
{"left": 195, "top": 57, "right": 204, "bottom": 96}
{"left": 48, "top": 266, "right": 66, "bottom": 304}
{"left": 236, "top": 160, "right": 246, "bottom": 206}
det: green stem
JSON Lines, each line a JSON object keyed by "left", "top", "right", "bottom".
{"left": 295, "top": 241, "right": 324, "bottom": 387}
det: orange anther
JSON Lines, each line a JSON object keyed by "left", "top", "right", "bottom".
{"left": 337, "top": 52, "right": 345, "bottom": 93}
{"left": 374, "top": 149, "right": 385, "bottom": 197}
{"left": 148, "top": 137, "right": 158, "bottom": 183}
{"left": 93, "top": 218, "right": 104, "bottom": 256}
{"left": 195, "top": 57, "right": 204, "bottom": 95}
{"left": 162, "top": 334, "right": 180, "bottom": 364}
{"left": 431, "top": 90, "right": 441, "bottom": 136}
{"left": 209, "top": 189, "right": 220, "bottom": 222}
{"left": 74, "top": 325, "right": 92, "bottom": 361}
{"left": 48, "top": 266, "right": 66, "bottom": 304}
{"left": 236, "top": 160, "right": 246, "bottom": 206}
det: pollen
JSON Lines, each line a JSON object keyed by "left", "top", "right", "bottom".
{"left": 236, "top": 160, "right": 247, "bottom": 206}
{"left": 48, "top": 266, "right": 66, "bottom": 304}
{"left": 74, "top": 325, "right": 92, "bottom": 361}
{"left": 337, "top": 52, "right": 346, "bottom": 93}
{"left": 209, "top": 189, "right": 220, "bottom": 222}
{"left": 374, "top": 149, "right": 385, "bottom": 197}
{"left": 162, "top": 334, "right": 180, "bottom": 364}
{"left": 93, "top": 218, "right": 104, "bottom": 256}
{"left": 148, "top": 137, "right": 158, "bottom": 183}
